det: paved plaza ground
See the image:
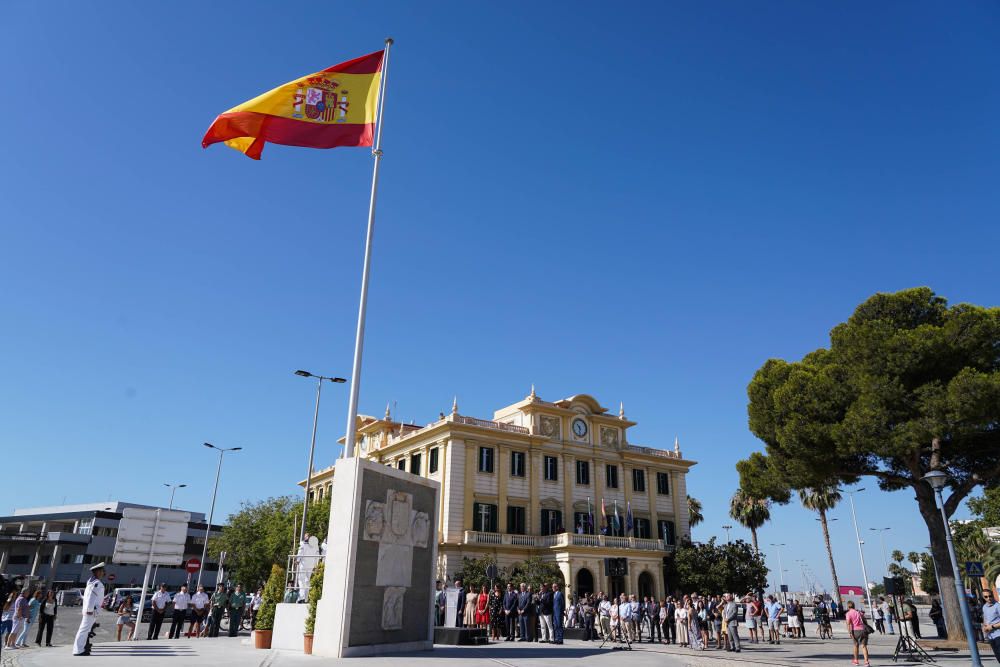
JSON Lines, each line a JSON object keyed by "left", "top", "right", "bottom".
{"left": 1, "top": 608, "right": 988, "bottom": 667}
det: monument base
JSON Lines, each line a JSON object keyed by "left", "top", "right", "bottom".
{"left": 271, "top": 603, "right": 308, "bottom": 651}
{"left": 433, "top": 627, "right": 489, "bottom": 646}
{"left": 312, "top": 457, "right": 439, "bottom": 658}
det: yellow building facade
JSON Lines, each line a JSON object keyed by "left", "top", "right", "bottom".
{"left": 299, "top": 389, "right": 696, "bottom": 599}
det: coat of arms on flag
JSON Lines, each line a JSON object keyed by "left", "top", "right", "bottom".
{"left": 294, "top": 77, "right": 350, "bottom": 123}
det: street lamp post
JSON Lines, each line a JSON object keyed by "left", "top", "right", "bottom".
{"left": 165, "top": 483, "right": 187, "bottom": 510}
{"left": 197, "top": 443, "right": 242, "bottom": 589}
{"left": 294, "top": 371, "right": 346, "bottom": 544}
{"left": 922, "top": 470, "right": 982, "bottom": 666}
{"left": 839, "top": 487, "right": 874, "bottom": 612}
{"left": 722, "top": 525, "right": 732, "bottom": 544}
{"left": 869, "top": 527, "right": 891, "bottom": 577}
{"left": 771, "top": 543, "right": 786, "bottom": 601}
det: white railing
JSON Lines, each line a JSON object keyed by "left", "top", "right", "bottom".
{"left": 388, "top": 414, "right": 530, "bottom": 447}
{"left": 462, "top": 531, "right": 673, "bottom": 552}
{"left": 452, "top": 415, "right": 530, "bottom": 434}
{"left": 625, "top": 445, "right": 679, "bottom": 459}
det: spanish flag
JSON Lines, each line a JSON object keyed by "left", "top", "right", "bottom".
{"left": 202, "top": 50, "right": 384, "bottom": 160}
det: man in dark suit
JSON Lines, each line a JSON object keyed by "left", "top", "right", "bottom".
{"left": 664, "top": 597, "right": 676, "bottom": 644}
{"left": 516, "top": 583, "right": 531, "bottom": 641}
{"left": 503, "top": 583, "right": 519, "bottom": 640}
{"left": 552, "top": 583, "right": 566, "bottom": 644}
{"left": 647, "top": 597, "right": 661, "bottom": 642}
{"left": 454, "top": 579, "right": 465, "bottom": 628}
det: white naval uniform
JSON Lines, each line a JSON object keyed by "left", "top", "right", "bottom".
{"left": 73, "top": 575, "right": 105, "bottom": 655}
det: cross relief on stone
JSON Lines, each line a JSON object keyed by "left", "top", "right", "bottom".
{"left": 363, "top": 489, "right": 431, "bottom": 630}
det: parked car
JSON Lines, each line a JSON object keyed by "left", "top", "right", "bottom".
{"left": 57, "top": 589, "right": 83, "bottom": 606}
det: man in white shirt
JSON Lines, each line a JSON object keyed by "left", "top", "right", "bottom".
{"left": 72, "top": 562, "right": 106, "bottom": 656}
{"left": 598, "top": 594, "right": 612, "bottom": 639}
{"left": 147, "top": 584, "right": 171, "bottom": 640}
{"left": 188, "top": 585, "right": 210, "bottom": 637}
{"left": 168, "top": 585, "right": 191, "bottom": 639}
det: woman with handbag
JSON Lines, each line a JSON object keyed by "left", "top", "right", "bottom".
{"left": 34, "top": 590, "right": 57, "bottom": 646}
{"left": 844, "top": 600, "right": 872, "bottom": 667}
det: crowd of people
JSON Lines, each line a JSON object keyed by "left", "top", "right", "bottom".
{"left": 0, "top": 562, "right": 263, "bottom": 656}
{"left": 432, "top": 578, "right": 1000, "bottom": 663}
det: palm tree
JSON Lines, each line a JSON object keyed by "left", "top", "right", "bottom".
{"left": 907, "top": 551, "right": 921, "bottom": 573}
{"left": 729, "top": 489, "right": 771, "bottom": 553}
{"left": 687, "top": 495, "right": 704, "bottom": 531}
{"left": 799, "top": 486, "right": 843, "bottom": 606}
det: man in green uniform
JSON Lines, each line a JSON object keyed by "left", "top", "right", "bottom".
{"left": 228, "top": 584, "right": 247, "bottom": 637}
{"left": 209, "top": 586, "right": 229, "bottom": 638}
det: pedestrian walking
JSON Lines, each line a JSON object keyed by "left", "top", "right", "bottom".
{"left": 72, "top": 562, "right": 106, "bottom": 656}
{"left": 845, "top": 600, "right": 872, "bottom": 667}
{"left": 168, "top": 584, "right": 190, "bottom": 639}
{"left": 147, "top": 583, "right": 170, "bottom": 640}
{"left": 227, "top": 584, "right": 247, "bottom": 637}
{"left": 35, "top": 589, "right": 57, "bottom": 647}
{"left": 115, "top": 595, "right": 135, "bottom": 641}
{"left": 873, "top": 598, "right": 885, "bottom": 634}
{"left": 982, "top": 590, "right": 1000, "bottom": 662}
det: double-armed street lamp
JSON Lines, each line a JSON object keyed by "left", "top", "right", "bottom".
{"left": 921, "top": 470, "right": 982, "bottom": 666}
{"left": 294, "top": 370, "right": 346, "bottom": 543}
{"left": 838, "top": 487, "right": 874, "bottom": 612}
{"left": 770, "top": 543, "right": 787, "bottom": 599}
{"left": 164, "top": 483, "right": 187, "bottom": 510}
{"left": 197, "top": 443, "right": 242, "bottom": 589}
{"left": 869, "top": 527, "right": 892, "bottom": 577}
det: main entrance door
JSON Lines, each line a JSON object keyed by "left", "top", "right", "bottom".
{"left": 576, "top": 568, "right": 594, "bottom": 597}
{"left": 637, "top": 571, "right": 655, "bottom": 599}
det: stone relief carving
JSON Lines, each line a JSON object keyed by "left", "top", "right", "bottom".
{"left": 539, "top": 415, "right": 560, "bottom": 439}
{"left": 362, "top": 488, "right": 432, "bottom": 630}
{"left": 382, "top": 587, "right": 405, "bottom": 630}
{"left": 600, "top": 427, "right": 619, "bottom": 447}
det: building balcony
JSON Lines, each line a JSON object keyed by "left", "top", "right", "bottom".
{"left": 462, "top": 530, "right": 673, "bottom": 553}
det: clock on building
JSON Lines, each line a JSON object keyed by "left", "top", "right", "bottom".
{"left": 572, "top": 418, "right": 588, "bottom": 438}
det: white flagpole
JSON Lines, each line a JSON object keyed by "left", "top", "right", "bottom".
{"left": 342, "top": 37, "right": 393, "bottom": 460}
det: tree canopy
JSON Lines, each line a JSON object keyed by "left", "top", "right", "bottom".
{"left": 737, "top": 287, "right": 1000, "bottom": 640}
{"left": 208, "top": 495, "right": 330, "bottom": 589}
{"left": 669, "top": 538, "right": 768, "bottom": 596}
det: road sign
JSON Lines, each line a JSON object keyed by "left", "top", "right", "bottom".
{"left": 107, "top": 574, "right": 116, "bottom": 582}
{"left": 966, "top": 561, "right": 985, "bottom": 577}
{"left": 485, "top": 564, "right": 498, "bottom": 581}
{"left": 113, "top": 508, "right": 191, "bottom": 566}
{"left": 186, "top": 558, "right": 201, "bottom": 574}
{"left": 780, "top": 584, "right": 789, "bottom": 593}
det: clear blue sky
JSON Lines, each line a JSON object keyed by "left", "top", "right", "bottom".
{"left": 3, "top": 1, "right": 998, "bottom": 591}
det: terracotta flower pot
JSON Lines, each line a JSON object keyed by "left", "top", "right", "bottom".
{"left": 304, "top": 633, "right": 314, "bottom": 655}
{"left": 254, "top": 629, "right": 273, "bottom": 649}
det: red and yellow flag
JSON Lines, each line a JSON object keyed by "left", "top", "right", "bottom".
{"left": 202, "top": 50, "right": 384, "bottom": 160}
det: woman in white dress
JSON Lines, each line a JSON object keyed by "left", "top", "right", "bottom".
{"left": 675, "top": 600, "right": 689, "bottom": 647}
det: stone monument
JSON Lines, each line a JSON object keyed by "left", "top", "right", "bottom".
{"left": 312, "top": 457, "right": 439, "bottom": 657}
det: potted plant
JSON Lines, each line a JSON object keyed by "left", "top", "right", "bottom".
{"left": 304, "top": 561, "right": 324, "bottom": 655}
{"left": 254, "top": 564, "right": 284, "bottom": 649}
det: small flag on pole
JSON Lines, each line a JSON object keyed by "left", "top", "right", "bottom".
{"left": 626, "top": 502, "right": 634, "bottom": 535}
{"left": 202, "top": 50, "right": 385, "bottom": 160}
{"left": 601, "top": 498, "right": 608, "bottom": 535}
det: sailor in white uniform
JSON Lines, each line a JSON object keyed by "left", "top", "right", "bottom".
{"left": 73, "top": 562, "right": 107, "bottom": 656}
